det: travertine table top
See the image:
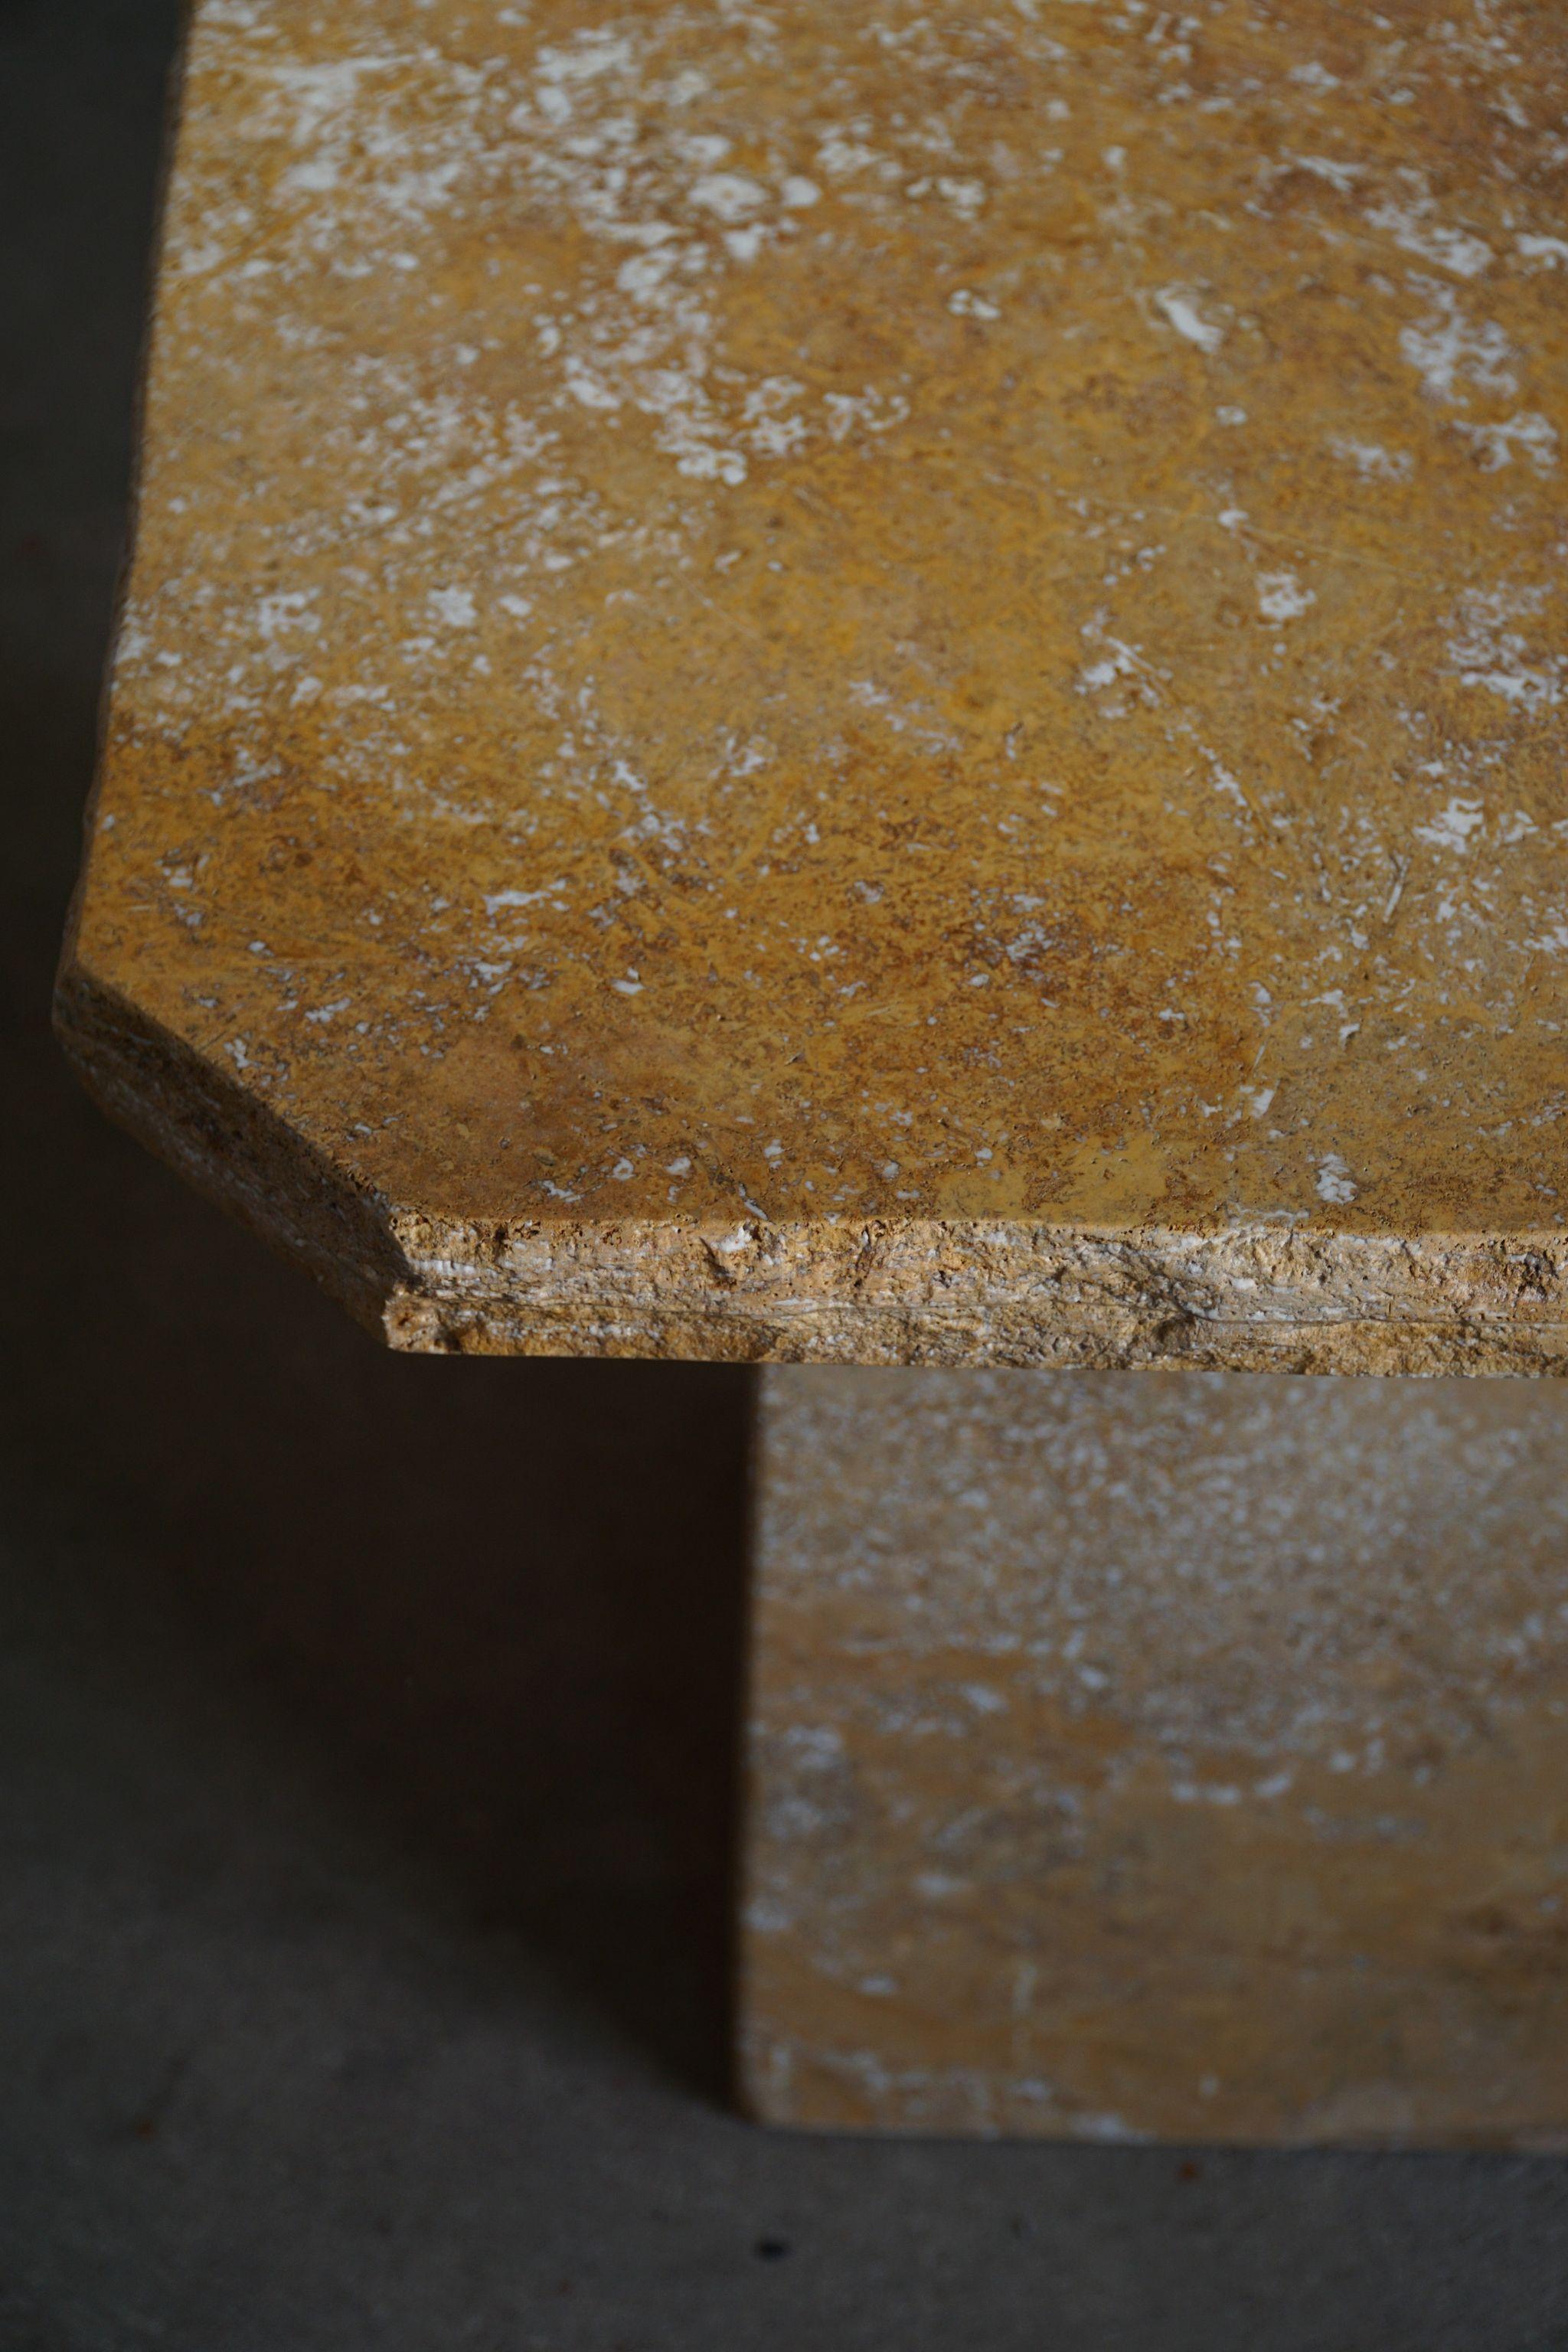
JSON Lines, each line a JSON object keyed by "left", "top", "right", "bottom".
{"left": 59, "top": 0, "right": 1568, "bottom": 1370}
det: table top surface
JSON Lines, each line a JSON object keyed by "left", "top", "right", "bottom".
{"left": 60, "top": 0, "right": 1568, "bottom": 1367}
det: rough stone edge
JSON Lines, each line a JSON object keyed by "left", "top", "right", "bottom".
{"left": 54, "top": 960, "right": 1568, "bottom": 1374}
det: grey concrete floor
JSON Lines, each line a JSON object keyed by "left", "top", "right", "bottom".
{"left": 4, "top": 4, "right": 1568, "bottom": 2344}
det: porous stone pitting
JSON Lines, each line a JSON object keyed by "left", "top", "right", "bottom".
{"left": 58, "top": 0, "right": 1568, "bottom": 1366}
{"left": 743, "top": 1365, "right": 1568, "bottom": 2143}
{"left": 54, "top": 966, "right": 1568, "bottom": 1370}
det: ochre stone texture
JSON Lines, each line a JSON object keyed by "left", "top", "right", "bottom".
{"left": 743, "top": 1365, "right": 1568, "bottom": 2145}
{"left": 58, "top": 0, "right": 1568, "bottom": 1368}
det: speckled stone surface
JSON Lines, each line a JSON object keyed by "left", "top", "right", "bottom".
{"left": 57, "top": 0, "right": 1568, "bottom": 1367}
{"left": 743, "top": 1365, "right": 1568, "bottom": 2144}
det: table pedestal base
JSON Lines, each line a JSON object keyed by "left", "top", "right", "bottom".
{"left": 740, "top": 1368, "right": 1568, "bottom": 2145}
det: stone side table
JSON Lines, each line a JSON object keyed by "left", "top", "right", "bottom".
{"left": 59, "top": 0, "right": 1568, "bottom": 2145}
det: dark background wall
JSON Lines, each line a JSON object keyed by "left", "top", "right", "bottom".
{"left": 3, "top": 5, "right": 1567, "bottom": 2345}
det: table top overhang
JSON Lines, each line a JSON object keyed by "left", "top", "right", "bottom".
{"left": 58, "top": 0, "right": 1568, "bottom": 1370}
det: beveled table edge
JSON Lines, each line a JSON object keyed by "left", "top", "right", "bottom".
{"left": 56, "top": 954, "right": 1568, "bottom": 1377}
